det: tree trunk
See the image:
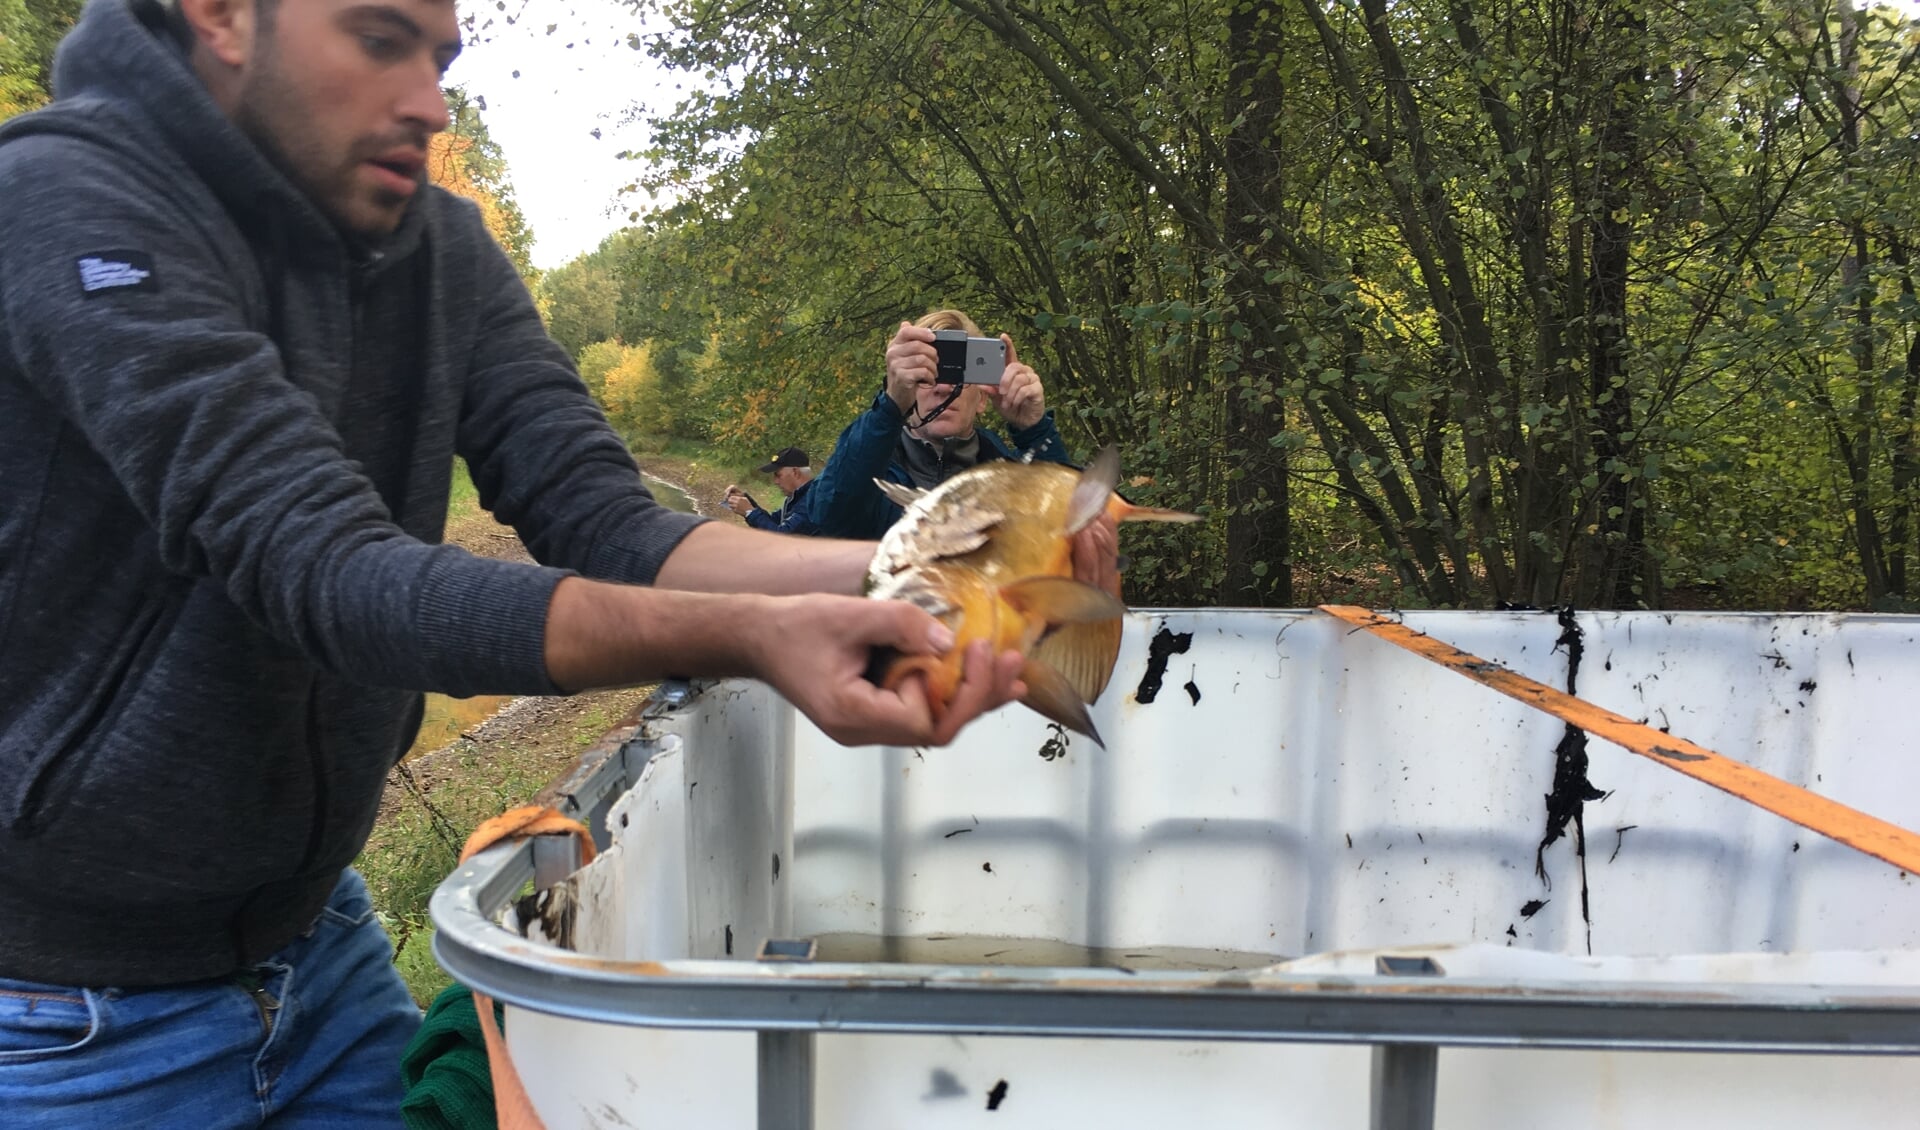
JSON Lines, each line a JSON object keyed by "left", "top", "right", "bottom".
{"left": 1218, "top": 0, "right": 1291, "bottom": 605}
{"left": 1835, "top": 1, "right": 1890, "bottom": 603}
{"left": 1578, "top": 0, "right": 1648, "bottom": 607}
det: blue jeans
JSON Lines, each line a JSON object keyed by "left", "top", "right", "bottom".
{"left": 0, "top": 869, "right": 423, "bottom": 1128}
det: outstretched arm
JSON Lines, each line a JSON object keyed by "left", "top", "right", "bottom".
{"left": 544, "top": 576, "right": 1024, "bottom": 746}
{"left": 652, "top": 521, "right": 874, "bottom": 594}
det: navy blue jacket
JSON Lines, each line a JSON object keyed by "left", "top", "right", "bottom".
{"left": 744, "top": 477, "right": 818, "bottom": 535}
{"left": 809, "top": 391, "right": 1073, "bottom": 540}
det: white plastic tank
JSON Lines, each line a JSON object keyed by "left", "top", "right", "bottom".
{"left": 433, "top": 609, "right": 1920, "bottom": 1129}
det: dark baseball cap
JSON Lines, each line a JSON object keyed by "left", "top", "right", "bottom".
{"left": 757, "top": 447, "right": 809, "bottom": 473}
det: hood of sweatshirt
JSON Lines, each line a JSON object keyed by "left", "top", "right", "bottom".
{"left": 44, "top": 0, "right": 424, "bottom": 268}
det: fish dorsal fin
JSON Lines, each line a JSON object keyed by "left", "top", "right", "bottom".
{"left": 999, "top": 576, "right": 1126, "bottom": 625}
{"left": 896, "top": 512, "right": 999, "bottom": 564}
{"left": 1066, "top": 446, "right": 1121, "bottom": 535}
{"left": 1018, "top": 657, "right": 1106, "bottom": 748}
{"left": 874, "top": 479, "right": 929, "bottom": 511}
{"left": 870, "top": 485, "right": 1002, "bottom": 574}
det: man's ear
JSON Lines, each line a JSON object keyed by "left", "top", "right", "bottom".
{"left": 176, "top": 0, "right": 259, "bottom": 69}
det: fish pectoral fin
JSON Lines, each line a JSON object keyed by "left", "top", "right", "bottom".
{"left": 998, "top": 576, "right": 1126, "bottom": 625}
{"left": 1004, "top": 577, "right": 1126, "bottom": 705}
{"left": 1064, "top": 446, "right": 1122, "bottom": 535}
{"left": 1019, "top": 657, "right": 1105, "bottom": 748}
{"left": 1032, "top": 618, "right": 1124, "bottom": 704}
{"left": 873, "top": 479, "right": 930, "bottom": 510}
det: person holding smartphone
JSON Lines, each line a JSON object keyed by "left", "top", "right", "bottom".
{"left": 725, "top": 446, "right": 819, "bottom": 535}
{"left": 809, "top": 309, "right": 1073, "bottom": 540}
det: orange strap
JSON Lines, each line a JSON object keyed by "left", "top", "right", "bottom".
{"left": 1318, "top": 605, "right": 1920, "bottom": 875}
{"left": 456, "top": 805, "right": 597, "bottom": 1130}
{"left": 460, "top": 805, "right": 596, "bottom": 867}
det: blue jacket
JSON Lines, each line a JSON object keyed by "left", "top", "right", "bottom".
{"left": 810, "top": 390, "right": 1073, "bottom": 541}
{"left": 743, "top": 477, "right": 818, "bottom": 535}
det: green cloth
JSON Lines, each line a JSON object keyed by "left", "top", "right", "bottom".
{"left": 400, "top": 984, "right": 498, "bottom": 1130}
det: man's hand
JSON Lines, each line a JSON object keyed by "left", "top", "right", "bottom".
{"left": 723, "top": 485, "right": 753, "bottom": 517}
{"left": 1069, "top": 513, "right": 1122, "bottom": 599}
{"left": 986, "top": 334, "right": 1046, "bottom": 431}
{"left": 750, "top": 596, "right": 1026, "bottom": 746}
{"left": 885, "top": 322, "right": 937, "bottom": 415}
{"left": 545, "top": 577, "right": 1026, "bottom": 748}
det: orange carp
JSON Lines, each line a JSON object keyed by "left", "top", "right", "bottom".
{"left": 866, "top": 447, "right": 1199, "bottom": 745}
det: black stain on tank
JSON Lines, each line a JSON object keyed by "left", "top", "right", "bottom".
{"left": 1536, "top": 608, "right": 1606, "bottom": 954}
{"left": 1134, "top": 626, "right": 1194, "bottom": 704}
{"left": 1609, "top": 825, "right": 1637, "bottom": 863}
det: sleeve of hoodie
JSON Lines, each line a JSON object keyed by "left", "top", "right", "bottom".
{"left": 451, "top": 198, "right": 706, "bottom": 582}
{"left": 0, "top": 135, "right": 565, "bottom": 697}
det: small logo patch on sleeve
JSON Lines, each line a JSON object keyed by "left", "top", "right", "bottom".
{"left": 76, "top": 250, "right": 158, "bottom": 296}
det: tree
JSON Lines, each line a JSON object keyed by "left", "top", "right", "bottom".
{"left": 0, "top": 0, "right": 81, "bottom": 122}
{"left": 428, "top": 88, "right": 538, "bottom": 284}
{"left": 537, "top": 250, "right": 621, "bottom": 361}
{"left": 616, "top": 0, "right": 1920, "bottom": 609}
{"left": 598, "top": 340, "right": 676, "bottom": 436}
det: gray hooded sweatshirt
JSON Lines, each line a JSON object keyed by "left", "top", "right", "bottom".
{"left": 0, "top": 0, "right": 703, "bottom": 984}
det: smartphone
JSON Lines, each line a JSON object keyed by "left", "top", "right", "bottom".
{"left": 932, "top": 329, "right": 1006, "bottom": 385}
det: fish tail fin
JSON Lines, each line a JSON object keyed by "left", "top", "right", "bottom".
{"left": 1065, "top": 446, "right": 1122, "bottom": 535}
{"left": 1019, "top": 657, "right": 1106, "bottom": 748}
{"left": 1033, "top": 617, "right": 1125, "bottom": 704}
{"left": 1001, "top": 575, "right": 1127, "bottom": 707}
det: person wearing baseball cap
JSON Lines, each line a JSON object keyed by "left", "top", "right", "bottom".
{"left": 726, "top": 446, "right": 819, "bottom": 535}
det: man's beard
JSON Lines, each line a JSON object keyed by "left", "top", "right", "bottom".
{"left": 231, "top": 43, "right": 419, "bottom": 237}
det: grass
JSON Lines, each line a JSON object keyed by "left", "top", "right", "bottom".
{"left": 359, "top": 703, "right": 629, "bottom": 1005}
{"left": 357, "top": 743, "right": 558, "bottom": 1004}
{"left": 448, "top": 457, "right": 481, "bottom": 523}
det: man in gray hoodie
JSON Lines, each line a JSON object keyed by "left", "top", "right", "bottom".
{"left": 0, "top": 0, "right": 1033, "bottom": 1123}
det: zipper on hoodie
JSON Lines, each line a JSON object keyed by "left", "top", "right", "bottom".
{"left": 294, "top": 256, "right": 371, "bottom": 878}
{"left": 294, "top": 253, "right": 375, "bottom": 879}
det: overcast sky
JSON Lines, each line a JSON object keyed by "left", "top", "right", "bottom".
{"left": 449, "top": 0, "right": 1920, "bottom": 273}
{"left": 444, "top": 0, "right": 686, "bottom": 271}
